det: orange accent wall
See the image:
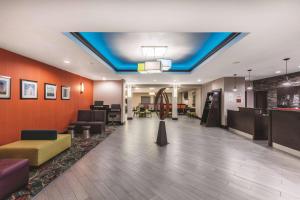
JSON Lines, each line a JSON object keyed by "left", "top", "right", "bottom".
{"left": 0, "top": 48, "right": 93, "bottom": 145}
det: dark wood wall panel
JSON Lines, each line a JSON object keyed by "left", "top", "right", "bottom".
{"left": 253, "top": 72, "right": 300, "bottom": 109}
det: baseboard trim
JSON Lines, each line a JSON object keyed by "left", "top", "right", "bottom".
{"left": 127, "top": 117, "right": 133, "bottom": 120}
{"left": 172, "top": 118, "right": 178, "bottom": 120}
{"left": 228, "top": 127, "right": 253, "bottom": 140}
{"left": 273, "top": 143, "right": 300, "bottom": 158}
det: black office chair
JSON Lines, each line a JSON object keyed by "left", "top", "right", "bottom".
{"left": 109, "top": 104, "right": 121, "bottom": 126}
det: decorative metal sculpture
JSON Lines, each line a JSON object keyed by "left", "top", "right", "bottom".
{"left": 154, "top": 88, "right": 170, "bottom": 146}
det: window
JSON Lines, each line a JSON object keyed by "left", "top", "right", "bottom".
{"left": 141, "top": 96, "right": 151, "bottom": 104}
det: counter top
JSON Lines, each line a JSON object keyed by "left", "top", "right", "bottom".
{"left": 271, "top": 107, "right": 300, "bottom": 112}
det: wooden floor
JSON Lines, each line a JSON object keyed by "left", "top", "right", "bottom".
{"left": 34, "top": 117, "right": 300, "bottom": 200}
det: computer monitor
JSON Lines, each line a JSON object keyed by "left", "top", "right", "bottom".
{"left": 95, "top": 101, "right": 104, "bottom": 106}
{"left": 111, "top": 104, "right": 121, "bottom": 109}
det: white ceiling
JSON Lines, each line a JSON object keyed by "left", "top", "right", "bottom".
{"left": 0, "top": 0, "right": 300, "bottom": 84}
{"left": 94, "top": 32, "right": 210, "bottom": 63}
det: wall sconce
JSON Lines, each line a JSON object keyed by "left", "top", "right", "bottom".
{"left": 80, "top": 82, "right": 85, "bottom": 94}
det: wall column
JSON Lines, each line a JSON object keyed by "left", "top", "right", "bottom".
{"left": 172, "top": 84, "right": 178, "bottom": 120}
{"left": 127, "top": 83, "right": 133, "bottom": 120}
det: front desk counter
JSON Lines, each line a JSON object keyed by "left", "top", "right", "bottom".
{"left": 269, "top": 109, "right": 300, "bottom": 157}
{"left": 227, "top": 107, "right": 269, "bottom": 140}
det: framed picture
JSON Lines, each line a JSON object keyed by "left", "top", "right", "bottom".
{"left": 0, "top": 75, "right": 11, "bottom": 99}
{"left": 61, "top": 86, "right": 71, "bottom": 100}
{"left": 20, "top": 79, "right": 38, "bottom": 99}
{"left": 44, "top": 83, "right": 57, "bottom": 100}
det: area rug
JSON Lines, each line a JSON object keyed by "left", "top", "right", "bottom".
{"left": 7, "top": 127, "right": 115, "bottom": 200}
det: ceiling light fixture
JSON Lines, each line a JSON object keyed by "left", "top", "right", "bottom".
{"left": 138, "top": 46, "right": 172, "bottom": 73}
{"left": 197, "top": 79, "right": 201, "bottom": 82}
{"left": 275, "top": 70, "right": 281, "bottom": 74}
{"left": 141, "top": 46, "right": 168, "bottom": 58}
{"left": 247, "top": 69, "right": 253, "bottom": 90}
{"left": 64, "top": 60, "right": 71, "bottom": 64}
{"left": 102, "top": 77, "right": 107, "bottom": 80}
{"left": 142, "top": 61, "right": 161, "bottom": 73}
{"left": 153, "top": 79, "right": 157, "bottom": 82}
{"left": 282, "top": 58, "right": 291, "bottom": 87}
{"left": 233, "top": 74, "right": 238, "bottom": 92}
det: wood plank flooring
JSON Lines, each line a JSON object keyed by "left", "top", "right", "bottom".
{"left": 34, "top": 117, "right": 300, "bottom": 200}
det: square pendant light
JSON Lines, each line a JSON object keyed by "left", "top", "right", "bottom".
{"left": 141, "top": 46, "right": 167, "bottom": 58}
{"left": 144, "top": 61, "right": 162, "bottom": 73}
{"left": 158, "top": 59, "right": 172, "bottom": 71}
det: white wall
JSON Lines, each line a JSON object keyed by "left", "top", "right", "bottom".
{"left": 245, "top": 81, "right": 254, "bottom": 108}
{"left": 93, "top": 80, "right": 123, "bottom": 105}
{"left": 246, "top": 90, "right": 254, "bottom": 108}
{"left": 223, "top": 77, "right": 245, "bottom": 125}
{"left": 93, "top": 80, "right": 125, "bottom": 123}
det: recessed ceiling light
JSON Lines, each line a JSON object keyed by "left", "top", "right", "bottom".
{"left": 64, "top": 60, "right": 71, "bottom": 64}
{"left": 153, "top": 80, "right": 157, "bottom": 82}
{"left": 275, "top": 70, "right": 281, "bottom": 74}
{"left": 197, "top": 79, "right": 201, "bottom": 82}
{"left": 102, "top": 77, "right": 106, "bottom": 80}
{"left": 173, "top": 80, "right": 177, "bottom": 82}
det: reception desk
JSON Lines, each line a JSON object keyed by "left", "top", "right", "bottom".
{"left": 269, "top": 109, "right": 300, "bottom": 157}
{"left": 227, "top": 107, "right": 268, "bottom": 140}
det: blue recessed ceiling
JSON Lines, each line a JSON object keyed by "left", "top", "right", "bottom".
{"left": 68, "top": 32, "right": 242, "bottom": 72}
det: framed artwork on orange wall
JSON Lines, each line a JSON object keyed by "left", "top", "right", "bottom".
{"left": 61, "top": 86, "right": 71, "bottom": 100}
{"left": 20, "top": 79, "right": 38, "bottom": 99}
{"left": 44, "top": 83, "right": 57, "bottom": 100}
{"left": 0, "top": 75, "right": 11, "bottom": 99}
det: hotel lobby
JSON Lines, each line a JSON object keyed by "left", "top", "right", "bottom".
{"left": 0, "top": 1, "right": 300, "bottom": 200}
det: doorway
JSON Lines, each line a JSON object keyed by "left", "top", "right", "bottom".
{"left": 254, "top": 91, "right": 268, "bottom": 109}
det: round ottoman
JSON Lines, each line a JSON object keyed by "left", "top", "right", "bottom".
{"left": 67, "top": 125, "right": 76, "bottom": 138}
{"left": 82, "top": 125, "right": 91, "bottom": 139}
